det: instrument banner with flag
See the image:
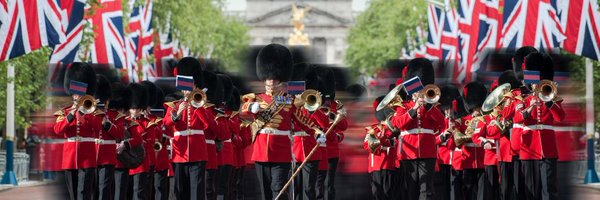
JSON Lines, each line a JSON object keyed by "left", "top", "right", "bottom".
{"left": 176, "top": 75, "right": 194, "bottom": 91}
{"left": 287, "top": 81, "right": 305, "bottom": 95}
{"left": 403, "top": 76, "right": 424, "bottom": 96}
{"left": 523, "top": 70, "right": 540, "bottom": 84}
{"left": 69, "top": 80, "right": 88, "bottom": 95}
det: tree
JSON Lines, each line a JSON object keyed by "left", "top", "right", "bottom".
{"left": 0, "top": 47, "right": 51, "bottom": 132}
{"left": 345, "top": 0, "right": 427, "bottom": 75}
{"left": 564, "top": 51, "right": 600, "bottom": 128}
{"left": 153, "top": 0, "right": 249, "bottom": 71}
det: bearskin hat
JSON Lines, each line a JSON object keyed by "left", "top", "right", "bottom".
{"left": 498, "top": 70, "right": 522, "bottom": 89}
{"left": 256, "top": 43, "right": 293, "bottom": 82}
{"left": 140, "top": 81, "right": 158, "bottom": 108}
{"left": 64, "top": 62, "right": 97, "bottom": 95}
{"left": 153, "top": 87, "right": 165, "bottom": 109}
{"left": 463, "top": 81, "right": 488, "bottom": 112}
{"left": 108, "top": 82, "right": 131, "bottom": 110}
{"left": 226, "top": 87, "right": 241, "bottom": 111}
{"left": 291, "top": 62, "right": 310, "bottom": 81}
{"left": 203, "top": 71, "right": 224, "bottom": 104}
{"left": 217, "top": 74, "right": 233, "bottom": 103}
{"left": 345, "top": 84, "right": 366, "bottom": 101}
{"left": 95, "top": 75, "right": 112, "bottom": 103}
{"left": 305, "top": 65, "right": 322, "bottom": 91}
{"left": 319, "top": 66, "right": 336, "bottom": 101}
{"left": 129, "top": 83, "right": 149, "bottom": 109}
{"left": 176, "top": 57, "right": 204, "bottom": 88}
{"left": 524, "top": 52, "right": 554, "bottom": 81}
{"left": 404, "top": 58, "right": 435, "bottom": 86}
{"left": 440, "top": 84, "right": 461, "bottom": 110}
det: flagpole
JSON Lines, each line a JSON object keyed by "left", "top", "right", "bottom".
{"left": 1, "top": 63, "right": 18, "bottom": 185}
{"left": 584, "top": 58, "right": 599, "bottom": 184}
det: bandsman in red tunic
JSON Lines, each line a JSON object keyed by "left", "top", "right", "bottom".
{"left": 228, "top": 87, "right": 250, "bottom": 200}
{"left": 202, "top": 71, "right": 226, "bottom": 200}
{"left": 54, "top": 63, "right": 102, "bottom": 200}
{"left": 364, "top": 97, "right": 397, "bottom": 200}
{"left": 163, "top": 57, "right": 212, "bottom": 200}
{"left": 519, "top": 52, "right": 565, "bottom": 200}
{"left": 215, "top": 74, "right": 236, "bottom": 200}
{"left": 241, "top": 44, "right": 325, "bottom": 200}
{"left": 390, "top": 58, "right": 445, "bottom": 200}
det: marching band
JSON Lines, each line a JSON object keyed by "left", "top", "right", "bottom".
{"left": 52, "top": 44, "right": 570, "bottom": 200}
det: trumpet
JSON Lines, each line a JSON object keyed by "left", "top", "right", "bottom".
{"left": 186, "top": 88, "right": 207, "bottom": 108}
{"left": 76, "top": 95, "right": 97, "bottom": 114}
{"left": 300, "top": 89, "right": 322, "bottom": 112}
{"left": 535, "top": 80, "right": 558, "bottom": 102}
{"left": 154, "top": 141, "right": 163, "bottom": 152}
{"left": 421, "top": 84, "right": 441, "bottom": 104}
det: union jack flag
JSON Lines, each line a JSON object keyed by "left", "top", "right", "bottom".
{"left": 0, "top": 0, "right": 66, "bottom": 61}
{"left": 501, "top": 0, "right": 565, "bottom": 50}
{"left": 558, "top": 0, "right": 600, "bottom": 60}
{"left": 125, "top": 0, "right": 142, "bottom": 82}
{"left": 138, "top": 0, "right": 154, "bottom": 80}
{"left": 425, "top": 3, "right": 446, "bottom": 60}
{"left": 49, "top": 0, "right": 86, "bottom": 64}
{"left": 154, "top": 31, "right": 175, "bottom": 77}
{"left": 88, "top": 0, "right": 126, "bottom": 68}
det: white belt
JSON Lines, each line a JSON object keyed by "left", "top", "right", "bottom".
{"left": 206, "top": 139, "right": 215, "bottom": 144}
{"left": 67, "top": 137, "right": 97, "bottom": 143}
{"left": 401, "top": 128, "right": 434, "bottom": 136}
{"left": 513, "top": 123, "right": 524, "bottom": 129}
{"left": 223, "top": 139, "right": 232, "bottom": 143}
{"left": 319, "top": 143, "right": 327, "bottom": 147}
{"left": 174, "top": 130, "right": 205, "bottom": 136}
{"left": 96, "top": 139, "right": 116, "bottom": 145}
{"left": 260, "top": 128, "right": 289, "bottom": 135}
{"left": 523, "top": 125, "right": 554, "bottom": 131}
{"left": 454, "top": 148, "right": 462, "bottom": 152}
{"left": 44, "top": 139, "right": 67, "bottom": 144}
{"left": 293, "top": 131, "right": 310, "bottom": 137}
{"left": 440, "top": 141, "right": 448, "bottom": 145}
{"left": 463, "top": 143, "right": 479, "bottom": 147}
{"left": 553, "top": 126, "right": 585, "bottom": 132}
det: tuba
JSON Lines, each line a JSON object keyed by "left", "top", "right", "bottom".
{"left": 187, "top": 88, "right": 207, "bottom": 108}
{"left": 482, "top": 83, "right": 511, "bottom": 113}
{"left": 535, "top": 80, "right": 558, "bottom": 102}
{"left": 421, "top": 84, "right": 441, "bottom": 104}
{"left": 300, "top": 89, "right": 322, "bottom": 112}
{"left": 376, "top": 84, "right": 405, "bottom": 111}
{"left": 76, "top": 95, "right": 97, "bottom": 114}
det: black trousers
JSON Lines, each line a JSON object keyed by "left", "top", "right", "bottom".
{"left": 325, "top": 158, "right": 339, "bottom": 200}
{"left": 97, "top": 165, "right": 114, "bottom": 200}
{"left": 217, "top": 165, "right": 234, "bottom": 200}
{"left": 231, "top": 167, "right": 246, "bottom": 200}
{"left": 450, "top": 170, "right": 464, "bottom": 200}
{"left": 484, "top": 166, "right": 499, "bottom": 200}
{"left": 521, "top": 160, "right": 540, "bottom": 200}
{"left": 293, "top": 160, "right": 319, "bottom": 200}
{"left": 401, "top": 158, "right": 436, "bottom": 200}
{"left": 132, "top": 166, "right": 154, "bottom": 200}
{"left": 557, "top": 161, "right": 574, "bottom": 200}
{"left": 395, "top": 166, "right": 406, "bottom": 200}
{"left": 539, "top": 159, "right": 557, "bottom": 200}
{"left": 371, "top": 170, "right": 394, "bottom": 200}
{"left": 207, "top": 169, "right": 217, "bottom": 200}
{"left": 154, "top": 169, "right": 169, "bottom": 200}
{"left": 174, "top": 161, "right": 207, "bottom": 200}
{"left": 316, "top": 170, "right": 327, "bottom": 200}
{"left": 499, "top": 162, "right": 514, "bottom": 200}
{"left": 434, "top": 164, "right": 452, "bottom": 200}
{"left": 255, "top": 162, "right": 292, "bottom": 200}
{"left": 513, "top": 156, "right": 525, "bottom": 200}
{"left": 463, "top": 168, "right": 484, "bottom": 200}
{"left": 65, "top": 167, "right": 96, "bottom": 200}
{"left": 114, "top": 168, "right": 130, "bottom": 200}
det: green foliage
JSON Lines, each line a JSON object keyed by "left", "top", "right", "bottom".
{"left": 153, "top": 0, "right": 249, "bottom": 71}
{"left": 0, "top": 47, "right": 51, "bottom": 130}
{"left": 563, "top": 50, "right": 600, "bottom": 128}
{"left": 345, "top": 0, "right": 427, "bottom": 75}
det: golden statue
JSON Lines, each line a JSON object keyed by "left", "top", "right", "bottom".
{"left": 288, "top": 4, "right": 311, "bottom": 46}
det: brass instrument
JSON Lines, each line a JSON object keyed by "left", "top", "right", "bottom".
{"left": 187, "top": 88, "right": 207, "bottom": 108}
{"left": 422, "top": 84, "right": 441, "bottom": 104}
{"left": 376, "top": 84, "right": 405, "bottom": 111}
{"left": 76, "top": 95, "right": 97, "bottom": 114}
{"left": 300, "top": 89, "right": 322, "bottom": 112}
{"left": 535, "top": 80, "right": 558, "bottom": 102}
{"left": 455, "top": 117, "right": 481, "bottom": 147}
{"left": 482, "top": 83, "right": 511, "bottom": 113}
{"left": 366, "top": 134, "right": 381, "bottom": 153}
{"left": 154, "top": 141, "right": 163, "bottom": 152}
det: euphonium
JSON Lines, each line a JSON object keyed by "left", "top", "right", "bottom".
{"left": 536, "top": 80, "right": 558, "bottom": 102}
{"left": 76, "top": 95, "right": 97, "bottom": 114}
{"left": 187, "top": 88, "right": 207, "bottom": 108}
{"left": 422, "top": 84, "right": 441, "bottom": 104}
{"left": 154, "top": 141, "right": 163, "bottom": 152}
{"left": 301, "top": 89, "right": 322, "bottom": 112}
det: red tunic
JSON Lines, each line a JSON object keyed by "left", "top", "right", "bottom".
{"left": 96, "top": 110, "right": 126, "bottom": 166}
{"left": 41, "top": 122, "right": 64, "bottom": 171}
{"left": 164, "top": 100, "right": 212, "bottom": 163}
{"left": 231, "top": 112, "right": 251, "bottom": 168}
{"left": 473, "top": 114, "right": 501, "bottom": 166}
{"left": 390, "top": 101, "right": 445, "bottom": 160}
{"left": 460, "top": 114, "right": 485, "bottom": 169}
{"left": 436, "top": 117, "right": 459, "bottom": 166}
{"left": 115, "top": 119, "right": 143, "bottom": 169}
{"left": 519, "top": 96, "right": 565, "bottom": 160}
{"left": 150, "top": 115, "right": 170, "bottom": 172}
{"left": 293, "top": 108, "right": 328, "bottom": 162}
{"left": 216, "top": 110, "right": 235, "bottom": 166}
{"left": 130, "top": 116, "right": 158, "bottom": 175}
{"left": 503, "top": 90, "right": 525, "bottom": 156}
{"left": 325, "top": 100, "right": 348, "bottom": 159}
{"left": 203, "top": 105, "right": 223, "bottom": 170}
{"left": 364, "top": 124, "right": 397, "bottom": 172}
{"left": 54, "top": 107, "right": 104, "bottom": 169}
{"left": 242, "top": 93, "right": 319, "bottom": 163}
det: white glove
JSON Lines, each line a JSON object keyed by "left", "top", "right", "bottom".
{"left": 317, "top": 134, "right": 327, "bottom": 144}
{"left": 250, "top": 102, "right": 260, "bottom": 114}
